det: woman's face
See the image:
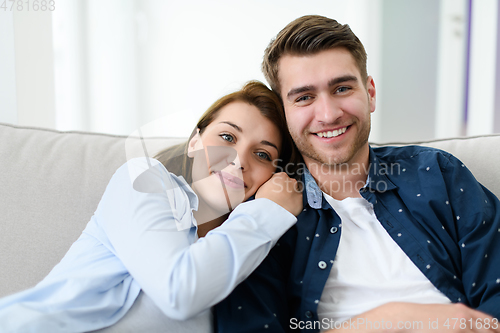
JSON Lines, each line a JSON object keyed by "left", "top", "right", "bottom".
{"left": 189, "top": 101, "right": 282, "bottom": 216}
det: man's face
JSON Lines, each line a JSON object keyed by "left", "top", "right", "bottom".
{"left": 278, "top": 48, "right": 376, "bottom": 168}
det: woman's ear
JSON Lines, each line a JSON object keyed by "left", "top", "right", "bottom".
{"left": 187, "top": 129, "right": 202, "bottom": 158}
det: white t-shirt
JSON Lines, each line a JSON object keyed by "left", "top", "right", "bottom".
{"left": 318, "top": 192, "right": 451, "bottom": 328}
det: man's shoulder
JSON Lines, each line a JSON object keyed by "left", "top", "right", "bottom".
{"left": 371, "top": 144, "right": 455, "bottom": 166}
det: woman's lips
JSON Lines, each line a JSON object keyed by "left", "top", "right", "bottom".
{"left": 214, "top": 171, "right": 245, "bottom": 189}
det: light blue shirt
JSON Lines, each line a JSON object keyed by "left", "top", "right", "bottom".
{"left": 0, "top": 158, "right": 296, "bottom": 332}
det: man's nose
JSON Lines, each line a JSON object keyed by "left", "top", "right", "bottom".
{"left": 315, "top": 95, "right": 342, "bottom": 123}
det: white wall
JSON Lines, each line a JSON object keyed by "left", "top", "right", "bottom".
{"left": 132, "top": 0, "right": 381, "bottom": 138}
{"left": 52, "top": 0, "right": 88, "bottom": 131}
{"left": 467, "top": 0, "right": 499, "bottom": 136}
{"left": 0, "top": 10, "right": 18, "bottom": 125}
{"left": 0, "top": 9, "right": 56, "bottom": 128}
{"left": 496, "top": 0, "right": 500, "bottom": 133}
{"left": 39, "top": 0, "right": 382, "bottom": 137}
{"left": 2, "top": 0, "right": 500, "bottom": 141}
{"left": 435, "top": 0, "right": 468, "bottom": 138}
{"left": 13, "top": 9, "right": 56, "bottom": 128}
{"left": 378, "top": 0, "right": 441, "bottom": 143}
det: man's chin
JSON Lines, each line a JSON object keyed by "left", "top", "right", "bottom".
{"left": 302, "top": 148, "right": 352, "bottom": 167}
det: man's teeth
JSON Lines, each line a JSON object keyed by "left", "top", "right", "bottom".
{"left": 316, "top": 127, "right": 347, "bottom": 138}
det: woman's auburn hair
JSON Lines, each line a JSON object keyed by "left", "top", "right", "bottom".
{"left": 154, "top": 80, "right": 299, "bottom": 183}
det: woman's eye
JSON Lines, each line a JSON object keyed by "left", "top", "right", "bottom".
{"left": 220, "top": 133, "right": 234, "bottom": 143}
{"left": 256, "top": 151, "right": 271, "bottom": 161}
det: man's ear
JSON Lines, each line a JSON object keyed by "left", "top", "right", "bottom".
{"left": 187, "top": 130, "right": 202, "bottom": 158}
{"left": 366, "top": 76, "right": 376, "bottom": 113}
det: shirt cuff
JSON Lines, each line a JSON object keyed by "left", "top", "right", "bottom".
{"left": 228, "top": 198, "right": 297, "bottom": 245}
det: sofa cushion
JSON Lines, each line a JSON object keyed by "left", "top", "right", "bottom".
{"left": 0, "top": 122, "right": 184, "bottom": 297}
{"left": 371, "top": 134, "right": 500, "bottom": 198}
{"left": 89, "top": 291, "right": 212, "bottom": 333}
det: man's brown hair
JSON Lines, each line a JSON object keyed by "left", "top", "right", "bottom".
{"left": 262, "top": 15, "right": 368, "bottom": 97}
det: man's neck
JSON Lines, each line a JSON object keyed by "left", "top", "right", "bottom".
{"left": 305, "top": 147, "right": 370, "bottom": 201}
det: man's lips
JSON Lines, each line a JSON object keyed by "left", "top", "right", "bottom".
{"left": 313, "top": 125, "right": 350, "bottom": 139}
{"left": 214, "top": 171, "right": 245, "bottom": 189}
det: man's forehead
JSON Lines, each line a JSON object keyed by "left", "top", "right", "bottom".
{"left": 277, "top": 49, "right": 362, "bottom": 94}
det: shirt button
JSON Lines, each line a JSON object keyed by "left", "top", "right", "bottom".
{"left": 318, "top": 261, "right": 327, "bottom": 269}
{"left": 305, "top": 310, "right": 313, "bottom": 319}
{"left": 330, "top": 226, "right": 338, "bottom": 234}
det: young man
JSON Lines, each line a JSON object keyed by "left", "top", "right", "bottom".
{"left": 215, "top": 15, "right": 500, "bottom": 332}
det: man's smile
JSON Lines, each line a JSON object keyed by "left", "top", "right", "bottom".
{"left": 313, "top": 125, "right": 350, "bottom": 139}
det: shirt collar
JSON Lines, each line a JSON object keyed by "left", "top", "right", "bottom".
{"left": 365, "top": 146, "right": 398, "bottom": 193}
{"left": 302, "top": 146, "right": 397, "bottom": 209}
{"left": 174, "top": 175, "right": 199, "bottom": 210}
{"left": 303, "top": 169, "right": 324, "bottom": 209}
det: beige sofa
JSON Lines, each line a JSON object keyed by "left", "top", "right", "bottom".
{"left": 1, "top": 122, "right": 500, "bottom": 331}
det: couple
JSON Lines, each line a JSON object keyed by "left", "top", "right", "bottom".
{"left": 1, "top": 15, "right": 499, "bottom": 333}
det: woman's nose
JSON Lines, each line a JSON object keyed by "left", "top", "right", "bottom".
{"left": 206, "top": 146, "right": 237, "bottom": 172}
{"left": 230, "top": 154, "right": 245, "bottom": 171}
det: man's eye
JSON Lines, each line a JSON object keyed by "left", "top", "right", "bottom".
{"left": 296, "top": 95, "right": 312, "bottom": 103}
{"left": 336, "top": 86, "right": 351, "bottom": 94}
{"left": 256, "top": 151, "right": 271, "bottom": 161}
{"left": 220, "top": 134, "right": 234, "bottom": 142}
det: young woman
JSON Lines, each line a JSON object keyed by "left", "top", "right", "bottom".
{"left": 0, "top": 81, "right": 302, "bottom": 332}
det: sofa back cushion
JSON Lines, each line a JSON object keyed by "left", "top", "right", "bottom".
{"left": 0, "top": 123, "right": 185, "bottom": 297}
{"left": 372, "top": 135, "right": 500, "bottom": 197}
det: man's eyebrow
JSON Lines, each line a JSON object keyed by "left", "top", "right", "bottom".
{"left": 328, "top": 75, "right": 358, "bottom": 87}
{"left": 219, "top": 121, "right": 242, "bottom": 132}
{"left": 286, "top": 75, "right": 359, "bottom": 100}
{"left": 287, "top": 85, "right": 315, "bottom": 99}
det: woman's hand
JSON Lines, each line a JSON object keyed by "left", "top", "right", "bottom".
{"left": 255, "top": 172, "right": 303, "bottom": 216}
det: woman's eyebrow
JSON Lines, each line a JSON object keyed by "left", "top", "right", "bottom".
{"left": 219, "top": 121, "right": 242, "bottom": 132}
{"left": 261, "top": 140, "right": 279, "bottom": 152}
{"left": 219, "top": 121, "right": 278, "bottom": 152}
